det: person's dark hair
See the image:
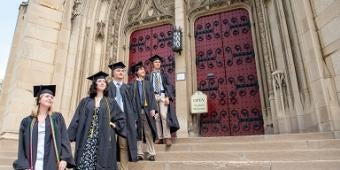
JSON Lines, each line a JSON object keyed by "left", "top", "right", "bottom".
{"left": 88, "top": 80, "right": 109, "bottom": 98}
{"left": 134, "top": 65, "right": 144, "bottom": 78}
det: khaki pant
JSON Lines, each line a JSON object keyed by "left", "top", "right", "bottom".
{"left": 155, "top": 94, "right": 171, "bottom": 139}
{"left": 118, "top": 136, "right": 129, "bottom": 170}
{"left": 137, "top": 110, "right": 156, "bottom": 156}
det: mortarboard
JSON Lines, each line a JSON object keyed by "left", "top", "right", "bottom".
{"left": 108, "top": 62, "right": 126, "bottom": 70}
{"left": 130, "top": 61, "right": 144, "bottom": 73}
{"left": 33, "top": 85, "right": 56, "bottom": 97}
{"left": 149, "top": 54, "right": 163, "bottom": 62}
{"left": 87, "top": 71, "right": 109, "bottom": 81}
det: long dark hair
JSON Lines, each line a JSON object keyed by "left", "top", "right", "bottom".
{"left": 88, "top": 80, "right": 109, "bottom": 98}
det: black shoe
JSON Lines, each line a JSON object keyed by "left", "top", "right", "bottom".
{"left": 137, "top": 155, "right": 144, "bottom": 161}
{"left": 146, "top": 155, "right": 155, "bottom": 161}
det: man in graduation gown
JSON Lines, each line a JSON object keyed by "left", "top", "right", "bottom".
{"left": 147, "top": 54, "right": 180, "bottom": 146}
{"left": 68, "top": 71, "right": 125, "bottom": 170}
{"left": 13, "top": 85, "right": 75, "bottom": 170}
{"left": 130, "top": 61, "right": 158, "bottom": 161}
{"left": 107, "top": 62, "right": 138, "bottom": 169}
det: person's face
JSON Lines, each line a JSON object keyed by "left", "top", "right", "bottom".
{"left": 153, "top": 60, "right": 161, "bottom": 70}
{"left": 96, "top": 78, "right": 107, "bottom": 91}
{"left": 113, "top": 68, "right": 125, "bottom": 79}
{"left": 39, "top": 93, "right": 54, "bottom": 108}
{"left": 137, "top": 67, "right": 146, "bottom": 78}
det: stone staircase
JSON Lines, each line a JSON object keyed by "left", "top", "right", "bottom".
{"left": 1, "top": 132, "right": 340, "bottom": 170}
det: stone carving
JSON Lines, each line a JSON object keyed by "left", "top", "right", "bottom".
{"left": 96, "top": 20, "right": 106, "bottom": 39}
{"left": 272, "top": 70, "right": 288, "bottom": 112}
{"left": 126, "top": 0, "right": 174, "bottom": 30}
{"left": 105, "top": 0, "right": 126, "bottom": 67}
{"left": 186, "top": 0, "right": 251, "bottom": 17}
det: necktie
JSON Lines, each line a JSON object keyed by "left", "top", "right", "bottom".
{"left": 154, "top": 72, "right": 160, "bottom": 93}
{"left": 115, "top": 83, "right": 124, "bottom": 112}
{"left": 138, "top": 81, "right": 144, "bottom": 106}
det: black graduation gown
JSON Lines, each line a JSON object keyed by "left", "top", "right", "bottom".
{"left": 67, "top": 97, "right": 125, "bottom": 170}
{"left": 13, "top": 112, "right": 75, "bottom": 170}
{"left": 108, "top": 81, "right": 138, "bottom": 162}
{"left": 130, "top": 80, "right": 158, "bottom": 141}
{"left": 147, "top": 72, "right": 180, "bottom": 133}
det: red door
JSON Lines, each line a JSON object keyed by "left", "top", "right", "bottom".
{"left": 195, "top": 8, "right": 264, "bottom": 136}
{"left": 129, "top": 24, "right": 175, "bottom": 82}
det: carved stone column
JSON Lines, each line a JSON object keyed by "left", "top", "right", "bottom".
{"left": 272, "top": 70, "right": 292, "bottom": 133}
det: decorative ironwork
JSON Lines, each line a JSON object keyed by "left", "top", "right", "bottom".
{"left": 195, "top": 9, "right": 264, "bottom": 136}
{"left": 128, "top": 24, "right": 176, "bottom": 92}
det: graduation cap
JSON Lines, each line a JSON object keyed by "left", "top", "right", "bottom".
{"left": 149, "top": 54, "right": 163, "bottom": 62}
{"left": 33, "top": 85, "right": 56, "bottom": 97}
{"left": 108, "top": 62, "right": 126, "bottom": 70}
{"left": 87, "top": 71, "right": 109, "bottom": 81}
{"left": 130, "top": 61, "right": 144, "bottom": 73}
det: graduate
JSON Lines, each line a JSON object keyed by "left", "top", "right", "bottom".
{"left": 130, "top": 61, "right": 158, "bottom": 161}
{"left": 147, "top": 55, "right": 179, "bottom": 146}
{"left": 13, "top": 85, "right": 75, "bottom": 170}
{"left": 107, "top": 62, "right": 138, "bottom": 169}
{"left": 67, "top": 71, "right": 125, "bottom": 170}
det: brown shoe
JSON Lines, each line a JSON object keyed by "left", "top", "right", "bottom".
{"left": 165, "top": 138, "right": 172, "bottom": 146}
{"left": 155, "top": 139, "right": 162, "bottom": 144}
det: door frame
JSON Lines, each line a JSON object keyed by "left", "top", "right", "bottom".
{"left": 187, "top": 3, "right": 267, "bottom": 135}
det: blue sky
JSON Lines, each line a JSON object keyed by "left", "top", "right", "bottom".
{"left": 0, "top": 0, "right": 23, "bottom": 80}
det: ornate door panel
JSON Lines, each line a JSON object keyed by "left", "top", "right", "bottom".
{"left": 129, "top": 24, "right": 175, "bottom": 83}
{"left": 195, "top": 8, "right": 264, "bottom": 136}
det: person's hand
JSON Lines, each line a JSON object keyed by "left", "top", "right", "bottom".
{"left": 150, "top": 110, "right": 158, "bottom": 119}
{"left": 58, "top": 160, "right": 67, "bottom": 170}
{"left": 163, "top": 97, "right": 170, "bottom": 105}
{"left": 110, "top": 122, "right": 116, "bottom": 128}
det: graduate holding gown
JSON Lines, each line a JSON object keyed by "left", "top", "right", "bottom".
{"left": 68, "top": 71, "right": 125, "bottom": 170}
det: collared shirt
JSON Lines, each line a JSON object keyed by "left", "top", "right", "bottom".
{"left": 152, "top": 71, "right": 164, "bottom": 92}
{"left": 137, "top": 80, "right": 144, "bottom": 105}
{"left": 112, "top": 80, "right": 124, "bottom": 112}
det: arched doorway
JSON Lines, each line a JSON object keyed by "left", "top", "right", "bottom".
{"left": 195, "top": 8, "right": 264, "bottom": 136}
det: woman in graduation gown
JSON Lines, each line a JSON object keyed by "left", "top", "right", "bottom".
{"left": 67, "top": 71, "right": 125, "bottom": 170}
{"left": 13, "top": 85, "right": 75, "bottom": 170}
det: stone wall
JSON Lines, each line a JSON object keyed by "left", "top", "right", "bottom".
{"left": 0, "top": 0, "right": 65, "bottom": 138}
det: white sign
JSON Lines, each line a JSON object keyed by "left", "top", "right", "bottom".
{"left": 176, "top": 72, "right": 186, "bottom": 81}
{"left": 191, "top": 91, "right": 208, "bottom": 114}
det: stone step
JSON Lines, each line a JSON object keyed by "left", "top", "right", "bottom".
{"left": 127, "top": 160, "right": 340, "bottom": 170}
{"left": 154, "top": 149, "right": 340, "bottom": 161}
{"left": 2, "top": 139, "right": 340, "bottom": 157}
{"left": 1, "top": 160, "right": 340, "bottom": 170}
{"left": 2, "top": 149, "right": 340, "bottom": 165}
{"left": 155, "top": 139, "right": 340, "bottom": 152}
{"left": 174, "top": 132, "right": 335, "bottom": 143}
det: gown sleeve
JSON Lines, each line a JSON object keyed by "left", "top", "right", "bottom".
{"left": 56, "top": 113, "right": 76, "bottom": 168}
{"left": 67, "top": 98, "right": 85, "bottom": 142}
{"left": 110, "top": 99, "right": 126, "bottom": 137}
{"left": 148, "top": 81, "right": 158, "bottom": 111}
{"left": 163, "top": 74, "right": 175, "bottom": 100}
{"left": 13, "top": 118, "right": 30, "bottom": 170}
